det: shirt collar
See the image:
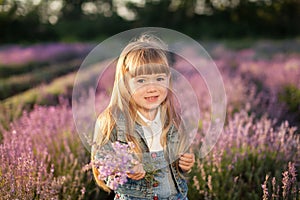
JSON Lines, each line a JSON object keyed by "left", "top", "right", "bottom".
{"left": 137, "top": 108, "right": 161, "bottom": 126}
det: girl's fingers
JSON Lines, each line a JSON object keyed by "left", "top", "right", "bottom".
{"left": 127, "top": 172, "right": 145, "bottom": 180}
{"left": 180, "top": 156, "right": 193, "bottom": 162}
{"left": 181, "top": 152, "right": 194, "bottom": 158}
{"left": 130, "top": 172, "right": 145, "bottom": 180}
{"left": 180, "top": 153, "right": 195, "bottom": 163}
{"left": 179, "top": 163, "right": 191, "bottom": 171}
{"left": 126, "top": 163, "right": 146, "bottom": 180}
{"left": 179, "top": 160, "right": 193, "bottom": 169}
{"left": 179, "top": 152, "right": 195, "bottom": 172}
{"left": 179, "top": 159, "right": 191, "bottom": 165}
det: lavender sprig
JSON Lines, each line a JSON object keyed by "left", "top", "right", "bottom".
{"left": 92, "top": 141, "right": 137, "bottom": 190}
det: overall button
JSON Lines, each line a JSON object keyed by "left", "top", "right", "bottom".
{"left": 151, "top": 152, "right": 157, "bottom": 158}
{"left": 152, "top": 180, "right": 159, "bottom": 187}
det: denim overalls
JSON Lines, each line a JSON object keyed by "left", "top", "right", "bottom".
{"left": 93, "top": 115, "right": 188, "bottom": 200}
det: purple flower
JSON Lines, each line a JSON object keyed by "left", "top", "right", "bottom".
{"left": 92, "top": 141, "right": 137, "bottom": 190}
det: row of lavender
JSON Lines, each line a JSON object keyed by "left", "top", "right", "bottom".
{"left": 0, "top": 43, "right": 94, "bottom": 100}
{"left": 0, "top": 41, "right": 299, "bottom": 199}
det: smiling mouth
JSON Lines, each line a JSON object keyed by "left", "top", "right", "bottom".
{"left": 145, "top": 96, "right": 159, "bottom": 102}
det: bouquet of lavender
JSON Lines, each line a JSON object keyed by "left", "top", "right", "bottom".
{"left": 91, "top": 141, "right": 137, "bottom": 190}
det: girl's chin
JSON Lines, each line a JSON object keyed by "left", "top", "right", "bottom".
{"left": 139, "top": 105, "right": 160, "bottom": 112}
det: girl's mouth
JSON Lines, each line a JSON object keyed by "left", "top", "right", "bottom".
{"left": 144, "top": 96, "right": 159, "bottom": 102}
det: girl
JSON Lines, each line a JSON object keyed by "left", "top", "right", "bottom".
{"left": 92, "top": 34, "right": 195, "bottom": 200}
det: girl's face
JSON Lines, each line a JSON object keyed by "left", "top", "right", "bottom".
{"left": 128, "top": 73, "right": 169, "bottom": 118}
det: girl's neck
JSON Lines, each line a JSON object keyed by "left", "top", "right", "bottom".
{"left": 138, "top": 108, "right": 158, "bottom": 121}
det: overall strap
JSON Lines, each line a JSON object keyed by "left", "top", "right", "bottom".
{"left": 113, "top": 112, "right": 151, "bottom": 152}
{"left": 114, "top": 115, "right": 127, "bottom": 143}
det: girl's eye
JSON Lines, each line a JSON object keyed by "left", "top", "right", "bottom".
{"left": 157, "top": 77, "right": 165, "bottom": 81}
{"left": 137, "top": 79, "right": 145, "bottom": 83}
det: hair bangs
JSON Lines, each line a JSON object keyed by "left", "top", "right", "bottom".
{"left": 125, "top": 47, "right": 170, "bottom": 77}
{"left": 129, "top": 63, "right": 170, "bottom": 77}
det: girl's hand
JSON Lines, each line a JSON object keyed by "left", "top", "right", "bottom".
{"left": 127, "top": 163, "right": 146, "bottom": 180}
{"left": 179, "top": 150, "right": 195, "bottom": 173}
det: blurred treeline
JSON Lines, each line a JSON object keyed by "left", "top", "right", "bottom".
{"left": 1, "top": 0, "right": 300, "bottom": 43}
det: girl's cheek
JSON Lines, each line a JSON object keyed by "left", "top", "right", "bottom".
{"left": 130, "top": 85, "right": 147, "bottom": 93}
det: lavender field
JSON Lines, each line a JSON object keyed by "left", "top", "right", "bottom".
{"left": 0, "top": 40, "right": 299, "bottom": 200}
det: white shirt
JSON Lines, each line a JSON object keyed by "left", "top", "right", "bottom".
{"left": 137, "top": 109, "right": 163, "bottom": 152}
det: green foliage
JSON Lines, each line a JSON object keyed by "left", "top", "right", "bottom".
{"left": 221, "top": 38, "right": 257, "bottom": 50}
{"left": 279, "top": 84, "right": 300, "bottom": 113}
{"left": 0, "top": 10, "right": 58, "bottom": 43}
{"left": 278, "top": 84, "right": 300, "bottom": 129}
{"left": 0, "top": 62, "right": 47, "bottom": 78}
{"left": 55, "top": 15, "right": 129, "bottom": 42}
{"left": 126, "top": 0, "right": 300, "bottom": 40}
{"left": 0, "top": 103, "right": 23, "bottom": 142}
{"left": 1, "top": 0, "right": 300, "bottom": 43}
{"left": 188, "top": 149, "right": 287, "bottom": 200}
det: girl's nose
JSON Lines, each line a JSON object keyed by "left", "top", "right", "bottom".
{"left": 146, "top": 85, "right": 157, "bottom": 93}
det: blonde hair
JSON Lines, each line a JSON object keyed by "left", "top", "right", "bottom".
{"left": 92, "top": 34, "right": 182, "bottom": 192}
